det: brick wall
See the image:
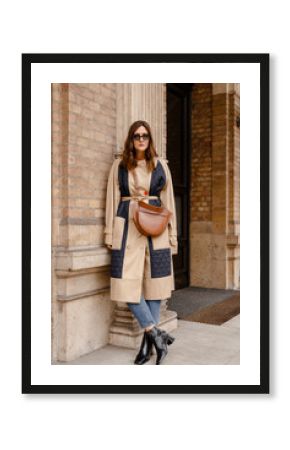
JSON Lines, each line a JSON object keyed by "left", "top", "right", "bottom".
{"left": 233, "top": 91, "right": 240, "bottom": 228}
{"left": 52, "top": 83, "right": 117, "bottom": 248}
{"left": 190, "top": 84, "right": 240, "bottom": 230}
{"left": 191, "top": 84, "right": 212, "bottom": 222}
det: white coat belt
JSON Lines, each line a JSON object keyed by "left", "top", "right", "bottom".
{"left": 121, "top": 195, "right": 159, "bottom": 201}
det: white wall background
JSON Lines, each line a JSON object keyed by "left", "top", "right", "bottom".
{"left": 0, "top": 1, "right": 284, "bottom": 449}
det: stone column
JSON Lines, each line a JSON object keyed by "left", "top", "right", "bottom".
{"left": 109, "top": 83, "right": 177, "bottom": 349}
{"left": 212, "top": 83, "right": 240, "bottom": 289}
{"left": 115, "top": 83, "right": 166, "bottom": 156}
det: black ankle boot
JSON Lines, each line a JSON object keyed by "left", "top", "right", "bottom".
{"left": 146, "top": 326, "right": 170, "bottom": 365}
{"left": 134, "top": 331, "right": 153, "bottom": 365}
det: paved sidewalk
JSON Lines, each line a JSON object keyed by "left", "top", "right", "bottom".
{"left": 55, "top": 314, "right": 240, "bottom": 365}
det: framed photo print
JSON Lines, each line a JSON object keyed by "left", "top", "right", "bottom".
{"left": 22, "top": 53, "right": 269, "bottom": 394}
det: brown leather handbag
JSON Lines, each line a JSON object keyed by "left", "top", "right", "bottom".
{"left": 132, "top": 200, "right": 172, "bottom": 237}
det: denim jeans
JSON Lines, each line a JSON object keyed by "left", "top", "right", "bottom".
{"left": 127, "top": 294, "right": 161, "bottom": 329}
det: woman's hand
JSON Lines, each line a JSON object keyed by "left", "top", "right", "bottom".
{"left": 169, "top": 235, "right": 178, "bottom": 255}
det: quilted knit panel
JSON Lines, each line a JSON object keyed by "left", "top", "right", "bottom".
{"left": 110, "top": 214, "right": 129, "bottom": 278}
{"left": 118, "top": 161, "right": 130, "bottom": 197}
{"left": 149, "top": 160, "right": 167, "bottom": 197}
{"left": 148, "top": 236, "right": 171, "bottom": 278}
{"left": 149, "top": 198, "right": 161, "bottom": 207}
{"left": 116, "top": 198, "right": 130, "bottom": 219}
{"left": 110, "top": 250, "right": 124, "bottom": 278}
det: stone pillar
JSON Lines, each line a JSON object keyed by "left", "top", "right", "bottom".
{"left": 115, "top": 83, "right": 166, "bottom": 156}
{"left": 109, "top": 84, "right": 177, "bottom": 349}
{"left": 212, "top": 83, "right": 240, "bottom": 289}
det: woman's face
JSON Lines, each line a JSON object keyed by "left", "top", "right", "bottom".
{"left": 132, "top": 125, "right": 150, "bottom": 154}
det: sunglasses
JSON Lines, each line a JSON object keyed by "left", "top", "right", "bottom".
{"left": 133, "top": 133, "right": 150, "bottom": 142}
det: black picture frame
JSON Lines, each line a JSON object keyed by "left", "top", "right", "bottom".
{"left": 22, "top": 53, "right": 269, "bottom": 394}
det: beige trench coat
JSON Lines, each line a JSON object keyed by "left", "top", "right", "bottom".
{"left": 104, "top": 156, "right": 178, "bottom": 303}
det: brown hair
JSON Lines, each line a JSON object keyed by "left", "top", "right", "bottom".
{"left": 121, "top": 120, "right": 158, "bottom": 172}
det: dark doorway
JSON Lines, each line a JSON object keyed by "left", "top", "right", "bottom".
{"left": 166, "top": 83, "right": 192, "bottom": 289}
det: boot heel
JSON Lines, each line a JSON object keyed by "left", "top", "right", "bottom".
{"left": 161, "top": 330, "right": 175, "bottom": 345}
{"left": 167, "top": 335, "right": 175, "bottom": 345}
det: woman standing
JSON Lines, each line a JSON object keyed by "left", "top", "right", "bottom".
{"left": 104, "top": 120, "right": 178, "bottom": 365}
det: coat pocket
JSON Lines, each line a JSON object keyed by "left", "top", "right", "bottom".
{"left": 151, "top": 225, "right": 170, "bottom": 250}
{"left": 112, "top": 216, "right": 125, "bottom": 250}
